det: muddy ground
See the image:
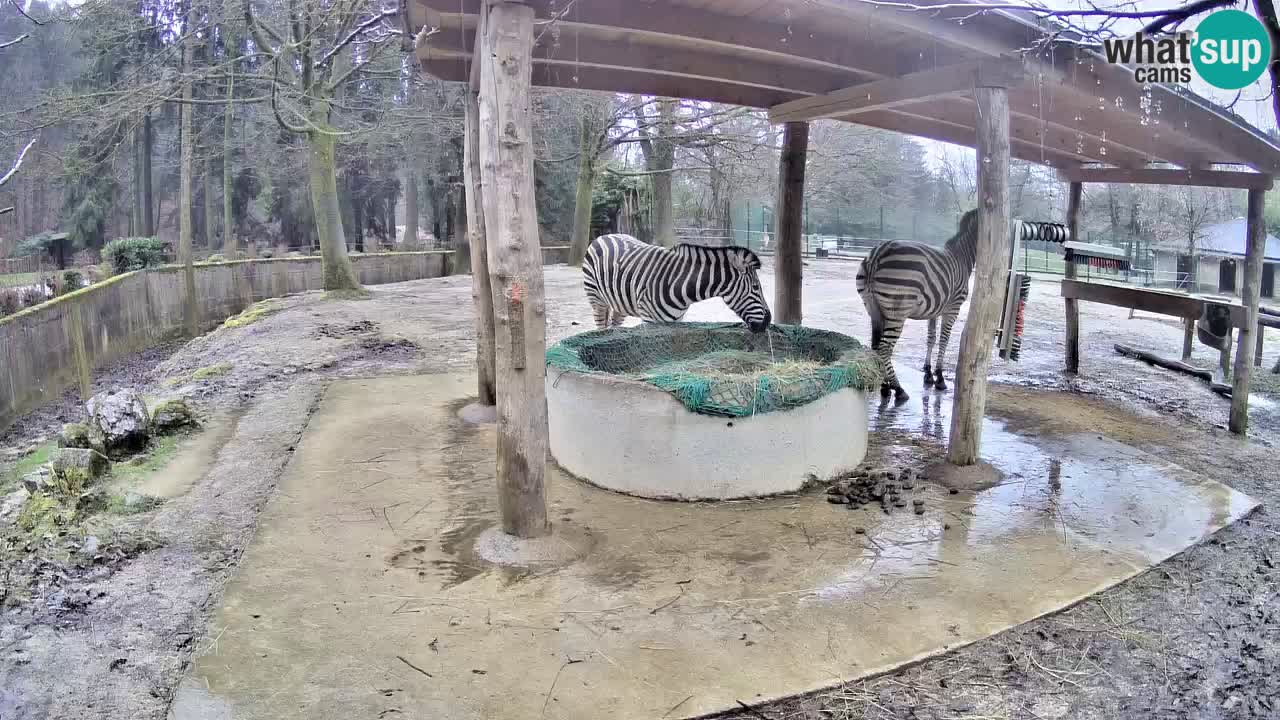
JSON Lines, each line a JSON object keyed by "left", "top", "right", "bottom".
{"left": 1, "top": 260, "right": 1278, "bottom": 719}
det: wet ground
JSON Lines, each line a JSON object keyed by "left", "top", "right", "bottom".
{"left": 1, "top": 259, "right": 1279, "bottom": 719}
{"left": 170, "top": 375, "right": 1253, "bottom": 720}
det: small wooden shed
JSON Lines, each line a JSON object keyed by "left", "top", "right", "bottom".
{"left": 407, "top": 0, "right": 1280, "bottom": 537}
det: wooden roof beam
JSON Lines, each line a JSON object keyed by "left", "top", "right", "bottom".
{"left": 849, "top": 109, "right": 1084, "bottom": 169}
{"left": 1057, "top": 167, "right": 1275, "bottom": 190}
{"left": 416, "top": 0, "right": 906, "bottom": 79}
{"left": 422, "top": 23, "right": 864, "bottom": 98}
{"left": 769, "top": 59, "right": 1028, "bottom": 124}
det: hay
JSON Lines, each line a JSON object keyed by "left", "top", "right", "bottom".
{"left": 546, "top": 322, "right": 882, "bottom": 418}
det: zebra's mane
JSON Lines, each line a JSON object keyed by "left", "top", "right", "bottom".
{"left": 672, "top": 243, "right": 762, "bottom": 270}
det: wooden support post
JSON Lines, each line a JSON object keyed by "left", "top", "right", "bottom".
{"left": 1229, "top": 188, "right": 1267, "bottom": 434}
{"left": 1182, "top": 316, "right": 1195, "bottom": 361}
{"left": 478, "top": 1, "right": 549, "bottom": 538}
{"left": 465, "top": 3, "right": 496, "bottom": 406}
{"left": 1064, "top": 181, "right": 1082, "bottom": 373}
{"left": 773, "top": 121, "right": 808, "bottom": 325}
{"left": 947, "top": 83, "right": 1010, "bottom": 466}
{"left": 1256, "top": 325, "right": 1265, "bottom": 367}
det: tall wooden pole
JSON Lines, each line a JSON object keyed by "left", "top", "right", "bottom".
{"left": 465, "top": 4, "right": 496, "bottom": 406}
{"left": 1064, "top": 181, "right": 1082, "bottom": 373}
{"left": 1229, "top": 187, "right": 1267, "bottom": 434}
{"left": 947, "top": 82, "right": 1010, "bottom": 466}
{"left": 773, "top": 121, "right": 809, "bottom": 325}
{"left": 478, "top": 0, "right": 549, "bottom": 538}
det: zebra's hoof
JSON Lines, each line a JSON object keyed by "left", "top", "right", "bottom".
{"left": 893, "top": 388, "right": 910, "bottom": 404}
{"left": 923, "top": 373, "right": 935, "bottom": 388}
{"left": 880, "top": 385, "right": 893, "bottom": 398}
{"left": 933, "top": 376, "right": 948, "bottom": 391}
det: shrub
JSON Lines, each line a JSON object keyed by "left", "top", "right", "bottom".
{"left": 61, "top": 270, "right": 85, "bottom": 293}
{"left": 103, "top": 237, "right": 169, "bottom": 274}
{"left": 19, "top": 286, "right": 46, "bottom": 308}
{"left": 0, "top": 288, "right": 19, "bottom": 317}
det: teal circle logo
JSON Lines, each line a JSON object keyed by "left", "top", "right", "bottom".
{"left": 1192, "top": 10, "right": 1272, "bottom": 90}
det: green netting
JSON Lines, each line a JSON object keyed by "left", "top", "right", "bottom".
{"left": 546, "top": 322, "right": 882, "bottom": 418}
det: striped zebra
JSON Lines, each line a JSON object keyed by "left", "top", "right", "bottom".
{"left": 856, "top": 209, "right": 980, "bottom": 403}
{"left": 583, "top": 234, "right": 772, "bottom": 333}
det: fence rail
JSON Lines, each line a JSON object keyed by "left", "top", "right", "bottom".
{"left": 1, "top": 247, "right": 570, "bottom": 432}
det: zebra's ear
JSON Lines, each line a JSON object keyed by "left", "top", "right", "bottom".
{"left": 728, "top": 249, "right": 761, "bottom": 272}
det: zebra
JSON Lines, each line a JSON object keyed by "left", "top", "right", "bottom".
{"left": 856, "top": 208, "right": 981, "bottom": 403}
{"left": 583, "top": 234, "right": 772, "bottom": 333}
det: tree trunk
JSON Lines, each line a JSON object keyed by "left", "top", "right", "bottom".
{"left": 223, "top": 73, "right": 235, "bottom": 257}
{"left": 568, "top": 113, "right": 596, "bottom": 266}
{"left": 647, "top": 99, "right": 677, "bottom": 247}
{"left": 478, "top": 1, "right": 548, "bottom": 539}
{"left": 947, "top": 84, "right": 1010, "bottom": 467}
{"left": 179, "top": 29, "right": 198, "bottom": 337}
{"left": 204, "top": 158, "right": 216, "bottom": 251}
{"left": 308, "top": 127, "right": 363, "bottom": 292}
{"left": 452, "top": 181, "right": 467, "bottom": 269}
{"left": 466, "top": 53, "right": 496, "bottom": 405}
{"left": 774, "top": 121, "right": 808, "bottom": 325}
{"left": 132, "top": 126, "right": 143, "bottom": 236}
{"left": 142, "top": 112, "right": 155, "bottom": 237}
{"left": 402, "top": 172, "right": 419, "bottom": 248}
{"left": 1230, "top": 188, "right": 1267, "bottom": 434}
{"left": 1064, "top": 182, "right": 1082, "bottom": 373}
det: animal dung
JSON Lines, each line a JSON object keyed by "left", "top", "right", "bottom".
{"left": 827, "top": 463, "right": 927, "bottom": 516}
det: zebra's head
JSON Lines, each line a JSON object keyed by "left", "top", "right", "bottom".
{"left": 720, "top": 246, "right": 772, "bottom": 333}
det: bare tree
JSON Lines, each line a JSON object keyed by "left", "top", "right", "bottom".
{"left": 243, "top": 0, "right": 402, "bottom": 291}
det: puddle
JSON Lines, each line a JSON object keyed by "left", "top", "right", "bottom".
{"left": 179, "top": 374, "right": 1259, "bottom": 720}
{"left": 110, "top": 411, "right": 242, "bottom": 499}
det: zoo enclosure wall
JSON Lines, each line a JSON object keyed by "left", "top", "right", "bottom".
{"left": 0, "top": 247, "right": 571, "bottom": 432}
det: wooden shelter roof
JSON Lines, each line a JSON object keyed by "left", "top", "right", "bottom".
{"left": 409, "top": 0, "right": 1280, "bottom": 178}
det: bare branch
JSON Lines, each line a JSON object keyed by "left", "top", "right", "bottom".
{"left": 317, "top": 8, "right": 398, "bottom": 68}
{"left": 8, "top": 0, "right": 43, "bottom": 25}
{"left": 849, "top": 0, "right": 1233, "bottom": 23}
{"left": 0, "top": 137, "right": 36, "bottom": 189}
{"left": 0, "top": 33, "right": 27, "bottom": 50}
{"left": 270, "top": 58, "right": 311, "bottom": 134}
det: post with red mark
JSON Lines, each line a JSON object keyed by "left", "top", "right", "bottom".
{"left": 508, "top": 280, "right": 526, "bottom": 370}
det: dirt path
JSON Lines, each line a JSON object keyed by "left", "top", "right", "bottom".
{"left": 1, "top": 260, "right": 1277, "bottom": 719}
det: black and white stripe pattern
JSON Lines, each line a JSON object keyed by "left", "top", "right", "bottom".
{"left": 583, "top": 234, "right": 772, "bottom": 332}
{"left": 855, "top": 209, "right": 981, "bottom": 402}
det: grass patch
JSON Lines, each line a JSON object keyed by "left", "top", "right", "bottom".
{"left": 192, "top": 362, "right": 233, "bottom": 380}
{"left": 221, "top": 299, "right": 282, "bottom": 329}
{"left": 0, "top": 272, "right": 41, "bottom": 289}
{"left": 110, "top": 434, "right": 181, "bottom": 484}
{"left": 324, "top": 288, "right": 372, "bottom": 301}
{"left": 1, "top": 441, "right": 56, "bottom": 492}
{"left": 105, "top": 492, "right": 164, "bottom": 515}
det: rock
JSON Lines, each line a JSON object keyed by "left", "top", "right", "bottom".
{"left": 86, "top": 389, "right": 151, "bottom": 457}
{"left": 50, "top": 447, "right": 111, "bottom": 486}
{"left": 21, "top": 468, "right": 52, "bottom": 494}
{"left": 59, "top": 422, "right": 92, "bottom": 449}
{"left": 80, "top": 535, "right": 101, "bottom": 556}
{"left": 119, "top": 492, "right": 162, "bottom": 512}
{"left": 0, "top": 488, "right": 30, "bottom": 528}
{"left": 151, "top": 399, "right": 198, "bottom": 435}
{"left": 76, "top": 487, "right": 109, "bottom": 514}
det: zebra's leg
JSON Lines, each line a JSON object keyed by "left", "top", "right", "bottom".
{"left": 933, "top": 304, "right": 962, "bottom": 391}
{"left": 876, "top": 318, "right": 910, "bottom": 403}
{"left": 589, "top": 298, "right": 612, "bottom": 329}
{"left": 923, "top": 317, "right": 938, "bottom": 386}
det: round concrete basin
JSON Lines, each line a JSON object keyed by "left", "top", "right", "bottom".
{"left": 546, "top": 367, "right": 869, "bottom": 501}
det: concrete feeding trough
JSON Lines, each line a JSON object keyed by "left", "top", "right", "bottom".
{"left": 545, "top": 323, "right": 881, "bottom": 501}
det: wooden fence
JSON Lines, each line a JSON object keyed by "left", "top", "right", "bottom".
{"left": 1, "top": 248, "right": 570, "bottom": 431}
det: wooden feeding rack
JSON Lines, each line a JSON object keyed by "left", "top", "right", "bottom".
{"left": 1063, "top": 241, "right": 1130, "bottom": 274}
{"left": 997, "top": 220, "right": 1069, "bottom": 362}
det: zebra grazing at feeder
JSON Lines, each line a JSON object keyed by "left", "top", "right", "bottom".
{"left": 582, "top": 234, "right": 772, "bottom": 333}
{"left": 856, "top": 209, "right": 981, "bottom": 403}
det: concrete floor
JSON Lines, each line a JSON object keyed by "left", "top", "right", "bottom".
{"left": 170, "top": 373, "right": 1255, "bottom": 720}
